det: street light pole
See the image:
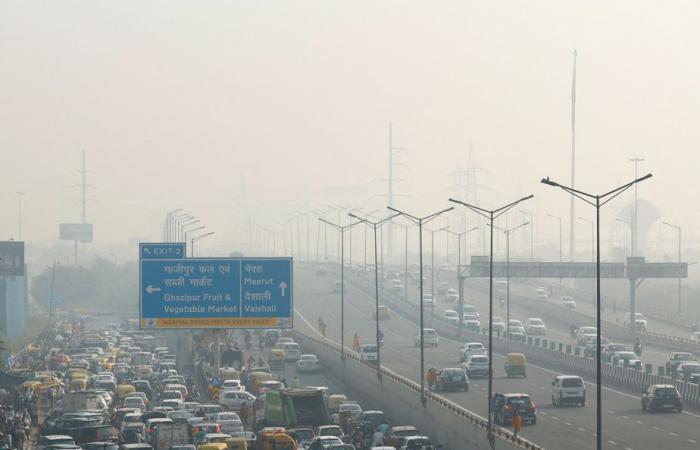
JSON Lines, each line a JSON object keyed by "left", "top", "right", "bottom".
{"left": 387, "top": 206, "right": 454, "bottom": 403}
{"left": 491, "top": 222, "right": 529, "bottom": 345}
{"left": 319, "top": 217, "right": 364, "bottom": 360}
{"left": 349, "top": 212, "right": 400, "bottom": 378}
{"left": 579, "top": 217, "right": 595, "bottom": 303}
{"left": 541, "top": 172, "right": 652, "bottom": 450}
{"left": 446, "top": 226, "right": 479, "bottom": 337}
{"left": 630, "top": 157, "right": 645, "bottom": 255}
{"left": 449, "top": 195, "right": 533, "bottom": 447}
{"left": 520, "top": 210, "right": 534, "bottom": 262}
{"left": 616, "top": 218, "right": 633, "bottom": 256}
{"left": 663, "top": 222, "right": 682, "bottom": 315}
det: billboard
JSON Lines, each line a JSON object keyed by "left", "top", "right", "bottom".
{"left": 0, "top": 241, "right": 24, "bottom": 276}
{"left": 59, "top": 223, "right": 93, "bottom": 242}
{"left": 139, "top": 257, "right": 293, "bottom": 329}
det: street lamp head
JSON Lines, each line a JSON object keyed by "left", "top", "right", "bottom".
{"left": 520, "top": 194, "right": 535, "bottom": 202}
{"left": 638, "top": 173, "right": 653, "bottom": 182}
{"left": 540, "top": 177, "right": 559, "bottom": 187}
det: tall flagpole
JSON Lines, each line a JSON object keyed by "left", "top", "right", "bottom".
{"left": 569, "top": 49, "right": 578, "bottom": 262}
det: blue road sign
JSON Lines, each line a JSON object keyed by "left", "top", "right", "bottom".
{"left": 139, "top": 257, "right": 293, "bottom": 329}
{"left": 140, "top": 242, "right": 186, "bottom": 260}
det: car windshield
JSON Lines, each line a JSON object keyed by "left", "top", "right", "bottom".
{"left": 423, "top": 329, "right": 436, "bottom": 336}
{"left": 340, "top": 404, "right": 361, "bottom": 411}
{"left": 507, "top": 396, "right": 533, "bottom": 408}
{"left": 675, "top": 353, "right": 695, "bottom": 361}
{"left": 362, "top": 346, "right": 377, "bottom": 352}
{"left": 561, "top": 378, "right": 583, "bottom": 387}
{"left": 471, "top": 356, "right": 488, "bottom": 363}
{"left": 618, "top": 352, "right": 636, "bottom": 359}
{"left": 529, "top": 319, "right": 543, "bottom": 325}
{"left": 443, "top": 369, "right": 463, "bottom": 377}
{"left": 608, "top": 345, "right": 626, "bottom": 352}
{"left": 655, "top": 387, "right": 679, "bottom": 398}
{"left": 218, "top": 413, "right": 239, "bottom": 421}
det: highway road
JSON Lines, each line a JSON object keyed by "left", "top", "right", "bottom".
{"left": 294, "top": 265, "right": 700, "bottom": 450}
{"left": 379, "top": 269, "right": 677, "bottom": 372}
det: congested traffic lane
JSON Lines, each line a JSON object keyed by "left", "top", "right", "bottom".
{"left": 294, "top": 265, "right": 700, "bottom": 450}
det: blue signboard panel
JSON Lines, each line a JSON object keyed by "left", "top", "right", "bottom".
{"left": 140, "top": 242, "right": 186, "bottom": 260}
{"left": 139, "top": 257, "right": 293, "bottom": 329}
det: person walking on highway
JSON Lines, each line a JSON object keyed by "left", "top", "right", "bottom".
{"left": 240, "top": 401, "right": 250, "bottom": 425}
{"left": 353, "top": 333, "right": 360, "bottom": 352}
{"left": 512, "top": 408, "right": 522, "bottom": 437}
{"left": 291, "top": 376, "right": 300, "bottom": 388}
{"left": 427, "top": 368, "right": 437, "bottom": 391}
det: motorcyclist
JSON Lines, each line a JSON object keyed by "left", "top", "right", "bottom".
{"left": 377, "top": 330, "right": 384, "bottom": 347}
{"left": 570, "top": 324, "right": 578, "bottom": 339}
{"left": 352, "top": 427, "right": 365, "bottom": 449}
{"left": 634, "top": 337, "right": 643, "bottom": 356}
{"left": 499, "top": 296, "right": 505, "bottom": 308}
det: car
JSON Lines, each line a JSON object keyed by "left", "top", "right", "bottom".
{"left": 213, "top": 412, "right": 243, "bottom": 434}
{"left": 463, "top": 318, "right": 481, "bottom": 331}
{"left": 122, "top": 397, "right": 146, "bottom": 410}
{"left": 435, "top": 368, "right": 469, "bottom": 391}
{"left": 384, "top": 426, "right": 420, "bottom": 449}
{"left": 576, "top": 326, "right": 597, "bottom": 345}
{"left": 357, "top": 410, "right": 386, "bottom": 435}
{"left": 583, "top": 336, "right": 610, "bottom": 358}
{"left": 372, "top": 306, "right": 391, "bottom": 321}
{"left": 459, "top": 342, "right": 486, "bottom": 362}
{"left": 160, "top": 390, "right": 184, "bottom": 402}
{"left": 493, "top": 393, "right": 537, "bottom": 425}
{"left": 677, "top": 362, "right": 700, "bottom": 382}
{"left": 414, "top": 329, "right": 438, "bottom": 347}
{"left": 296, "top": 354, "right": 321, "bottom": 373}
{"left": 463, "top": 354, "right": 489, "bottom": 378}
{"left": 218, "top": 390, "right": 256, "bottom": 412}
{"left": 194, "top": 404, "right": 224, "bottom": 421}
{"left": 307, "top": 436, "right": 343, "bottom": 449}
{"left": 442, "top": 310, "right": 460, "bottom": 326}
{"left": 641, "top": 384, "right": 683, "bottom": 412}
{"left": 338, "top": 402, "right": 363, "bottom": 421}
{"left": 463, "top": 304, "right": 480, "bottom": 319}
{"left": 398, "top": 436, "right": 433, "bottom": 450}
{"left": 535, "top": 287, "right": 548, "bottom": 299}
{"left": 601, "top": 343, "right": 627, "bottom": 362}
{"left": 507, "top": 320, "right": 526, "bottom": 339}
{"left": 623, "top": 312, "right": 648, "bottom": 330}
{"left": 288, "top": 428, "right": 314, "bottom": 448}
{"left": 180, "top": 401, "right": 201, "bottom": 413}
{"left": 359, "top": 344, "right": 378, "bottom": 363}
{"left": 551, "top": 375, "right": 585, "bottom": 406}
{"left": 160, "top": 399, "right": 181, "bottom": 410}
{"left": 525, "top": 318, "right": 546, "bottom": 336}
{"left": 691, "top": 331, "right": 700, "bottom": 343}
{"left": 282, "top": 342, "right": 301, "bottom": 361}
{"left": 333, "top": 281, "right": 345, "bottom": 293}
{"left": 444, "top": 288, "right": 458, "bottom": 302}
{"left": 665, "top": 352, "right": 697, "bottom": 375}
{"left": 491, "top": 316, "right": 507, "bottom": 334}
{"left": 315, "top": 425, "right": 345, "bottom": 439}
{"left": 36, "top": 436, "right": 76, "bottom": 450}
{"left": 221, "top": 379, "right": 243, "bottom": 391}
{"left": 168, "top": 410, "right": 191, "bottom": 422}
{"left": 612, "top": 351, "right": 642, "bottom": 370}
{"left": 437, "top": 282, "right": 450, "bottom": 295}
{"left": 422, "top": 294, "right": 434, "bottom": 308}
{"left": 389, "top": 280, "right": 404, "bottom": 295}
{"left": 560, "top": 296, "right": 576, "bottom": 310}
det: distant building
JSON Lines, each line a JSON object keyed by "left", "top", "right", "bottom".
{"left": 0, "top": 266, "right": 28, "bottom": 339}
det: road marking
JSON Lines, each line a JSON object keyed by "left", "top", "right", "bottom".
{"left": 564, "top": 422, "right": 572, "bottom": 426}
{"left": 635, "top": 420, "right": 643, "bottom": 424}
{"left": 552, "top": 416, "right": 559, "bottom": 420}
{"left": 653, "top": 426, "right": 660, "bottom": 430}
{"left": 621, "top": 415, "right": 629, "bottom": 419}
{"left": 609, "top": 441, "right": 617, "bottom": 445}
{"left": 625, "top": 447, "right": 633, "bottom": 450}
{"left": 670, "top": 432, "right": 678, "bottom": 437}
{"left": 578, "top": 427, "right": 585, "bottom": 432}
{"left": 688, "top": 439, "right": 697, "bottom": 444}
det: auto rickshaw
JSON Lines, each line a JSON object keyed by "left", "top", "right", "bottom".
{"left": 225, "top": 437, "right": 248, "bottom": 450}
{"left": 69, "top": 378, "right": 87, "bottom": 391}
{"left": 220, "top": 367, "right": 240, "bottom": 380}
{"left": 258, "top": 430, "right": 296, "bottom": 450}
{"left": 268, "top": 349, "right": 286, "bottom": 371}
{"left": 504, "top": 352, "right": 527, "bottom": 378}
{"left": 199, "top": 443, "right": 229, "bottom": 450}
{"left": 248, "top": 371, "right": 274, "bottom": 392}
{"left": 117, "top": 384, "right": 136, "bottom": 401}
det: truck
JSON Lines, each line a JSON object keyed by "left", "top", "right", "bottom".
{"left": 262, "top": 388, "right": 329, "bottom": 429}
{"left": 151, "top": 422, "right": 189, "bottom": 450}
{"left": 61, "top": 392, "right": 107, "bottom": 412}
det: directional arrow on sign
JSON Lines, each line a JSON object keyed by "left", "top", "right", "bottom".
{"left": 143, "top": 248, "right": 151, "bottom": 255}
{"left": 279, "top": 281, "right": 288, "bottom": 297}
{"left": 146, "top": 285, "right": 161, "bottom": 294}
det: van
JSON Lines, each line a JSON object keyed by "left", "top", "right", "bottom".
{"left": 326, "top": 394, "right": 347, "bottom": 413}
{"left": 504, "top": 353, "right": 527, "bottom": 378}
{"left": 551, "top": 375, "right": 585, "bottom": 406}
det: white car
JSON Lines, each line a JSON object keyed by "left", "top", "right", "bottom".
{"left": 623, "top": 313, "right": 648, "bottom": 331}
{"left": 219, "top": 390, "right": 256, "bottom": 412}
{"left": 359, "top": 344, "right": 378, "bottom": 363}
{"left": 221, "top": 379, "right": 243, "bottom": 391}
{"left": 445, "top": 288, "right": 458, "bottom": 302}
{"left": 576, "top": 326, "right": 597, "bottom": 345}
{"left": 463, "top": 318, "right": 481, "bottom": 331}
{"left": 442, "top": 310, "right": 460, "bottom": 326}
{"left": 213, "top": 411, "right": 243, "bottom": 434}
{"left": 296, "top": 354, "right": 320, "bottom": 373}
{"left": 460, "top": 342, "right": 486, "bottom": 362}
{"left": 560, "top": 296, "right": 576, "bottom": 310}
{"left": 535, "top": 287, "right": 548, "bottom": 299}
{"left": 491, "top": 316, "right": 507, "bottom": 334}
{"left": 525, "top": 318, "right": 546, "bottom": 335}
{"left": 282, "top": 342, "right": 301, "bottom": 361}
{"left": 462, "top": 354, "right": 489, "bottom": 378}
{"left": 415, "top": 328, "right": 438, "bottom": 347}
{"left": 551, "top": 375, "right": 585, "bottom": 406}
{"left": 422, "top": 294, "right": 434, "bottom": 308}
{"left": 463, "top": 305, "right": 480, "bottom": 319}
{"left": 508, "top": 320, "right": 526, "bottom": 338}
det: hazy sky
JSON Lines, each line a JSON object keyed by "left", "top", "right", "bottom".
{"left": 1, "top": 1, "right": 699, "bottom": 254}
